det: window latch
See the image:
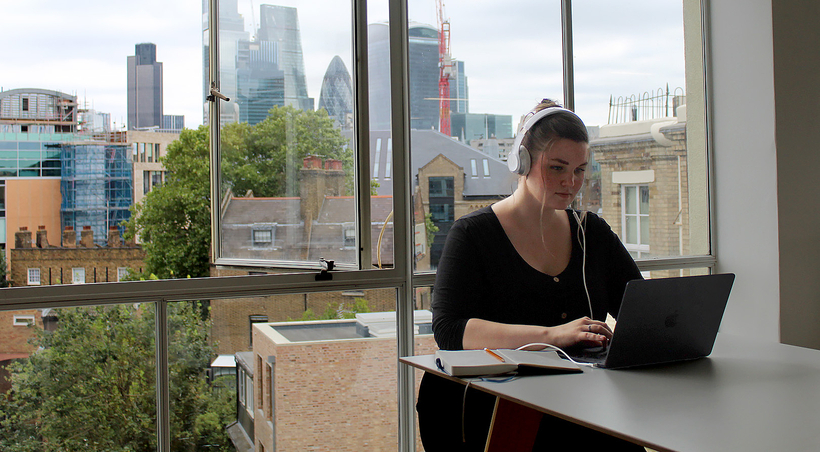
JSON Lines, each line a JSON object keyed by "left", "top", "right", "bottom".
{"left": 316, "top": 258, "right": 335, "bottom": 281}
{"left": 207, "top": 82, "right": 230, "bottom": 102}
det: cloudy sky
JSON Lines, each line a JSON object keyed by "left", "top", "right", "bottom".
{"left": 1, "top": 0, "right": 685, "bottom": 130}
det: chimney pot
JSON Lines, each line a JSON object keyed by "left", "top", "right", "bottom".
{"left": 36, "top": 227, "right": 49, "bottom": 248}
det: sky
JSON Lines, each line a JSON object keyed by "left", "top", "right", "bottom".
{"left": 1, "top": 0, "right": 685, "bottom": 131}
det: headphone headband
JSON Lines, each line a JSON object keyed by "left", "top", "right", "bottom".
{"left": 507, "top": 106, "right": 582, "bottom": 175}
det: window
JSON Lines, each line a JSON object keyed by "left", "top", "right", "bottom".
{"left": 117, "top": 267, "right": 129, "bottom": 282}
{"left": 21, "top": 97, "right": 29, "bottom": 112}
{"left": 622, "top": 185, "right": 650, "bottom": 258}
{"left": 470, "top": 159, "right": 478, "bottom": 178}
{"left": 483, "top": 159, "right": 490, "bottom": 177}
{"left": 343, "top": 223, "right": 356, "bottom": 248}
{"left": 428, "top": 177, "right": 454, "bottom": 197}
{"left": 13, "top": 315, "right": 35, "bottom": 326}
{"left": 252, "top": 228, "right": 274, "bottom": 247}
{"left": 27, "top": 268, "right": 40, "bottom": 285}
{"left": 72, "top": 267, "right": 85, "bottom": 284}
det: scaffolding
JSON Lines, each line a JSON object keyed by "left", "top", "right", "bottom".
{"left": 60, "top": 142, "right": 133, "bottom": 246}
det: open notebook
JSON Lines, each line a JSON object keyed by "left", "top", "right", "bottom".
{"left": 435, "top": 349, "right": 582, "bottom": 377}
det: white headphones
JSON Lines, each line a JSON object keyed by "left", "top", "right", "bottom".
{"left": 507, "top": 106, "right": 583, "bottom": 176}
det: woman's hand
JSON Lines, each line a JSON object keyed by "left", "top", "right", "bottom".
{"left": 543, "top": 316, "right": 612, "bottom": 349}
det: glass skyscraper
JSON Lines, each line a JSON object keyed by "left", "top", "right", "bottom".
{"left": 203, "top": 1, "right": 312, "bottom": 126}
{"left": 127, "top": 43, "right": 163, "bottom": 130}
{"left": 317, "top": 56, "right": 353, "bottom": 129}
{"left": 368, "top": 22, "right": 442, "bottom": 132}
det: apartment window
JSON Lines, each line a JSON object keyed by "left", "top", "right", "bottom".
{"left": 27, "top": 268, "right": 41, "bottom": 285}
{"left": 622, "top": 185, "right": 650, "bottom": 258}
{"left": 144, "top": 170, "right": 151, "bottom": 195}
{"left": 72, "top": 267, "right": 86, "bottom": 284}
{"left": 153, "top": 143, "right": 160, "bottom": 162}
{"left": 252, "top": 228, "right": 274, "bottom": 247}
{"left": 117, "top": 267, "right": 129, "bottom": 282}
{"left": 13, "top": 315, "right": 35, "bottom": 326}
{"left": 21, "top": 97, "right": 29, "bottom": 112}
{"left": 343, "top": 223, "right": 356, "bottom": 248}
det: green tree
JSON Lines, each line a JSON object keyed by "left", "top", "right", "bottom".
{"left": 0, "top": 302, "right": 233, "bottom": 452}
{"left": 125, "top": 126, "right": 212, "bottom": 279}
{"left": 221, "top": 105, "right": 351, "bottom": 198}
{"left": 0, "top": 249, "right": 9, "bottom": 287}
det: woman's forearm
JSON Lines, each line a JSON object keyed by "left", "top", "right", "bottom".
{"left": 462, "top": 318, "right": 550, "bottom": 350}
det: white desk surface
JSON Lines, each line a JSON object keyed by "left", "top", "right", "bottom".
{"left": 401, "top": 334, "right": 820, "bottom": 452}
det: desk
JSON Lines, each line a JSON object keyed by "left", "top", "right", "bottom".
{"left": 401, "top": 334, "right": 820, "bottom": 452}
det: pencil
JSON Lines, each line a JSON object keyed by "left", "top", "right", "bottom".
{"left": 483, "top": 348, "right": 505, "bottom": 362}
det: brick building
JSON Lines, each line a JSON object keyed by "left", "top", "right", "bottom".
{"left": 229, "top": 313, "right": 437, "bottom": 452}
{"left": 589, "top": 105, "right": 693, "bottom": 278}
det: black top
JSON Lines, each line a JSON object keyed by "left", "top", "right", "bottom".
{"left": 431, "top": 205, "right": 642, "bottom": 350}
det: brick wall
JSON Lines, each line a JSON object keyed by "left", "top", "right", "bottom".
{"left": 252, "top": 323, "right": 438, "bottom": 452}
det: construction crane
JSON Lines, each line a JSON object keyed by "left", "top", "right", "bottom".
{"left": 437, "top": 0, "right": 452, "bottom": 136}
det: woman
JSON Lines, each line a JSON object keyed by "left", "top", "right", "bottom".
{"left": 417, "top": 99, "right": 645, "bottom": 451}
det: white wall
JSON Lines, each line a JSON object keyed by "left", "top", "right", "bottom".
{"left": 712, "top": 0, "right": 820, "bottom": 348}
{"left": 710, "top": 0, "right": 781, "bottom": 341}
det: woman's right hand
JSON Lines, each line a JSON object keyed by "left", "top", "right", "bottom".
{"left": 543, "top": 316, "right": 612, "bottom": 349}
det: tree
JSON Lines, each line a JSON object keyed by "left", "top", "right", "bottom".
{"left": 221, "top": 105, "right": 352, "bottom": 198}
{"left": 0, "top": 302, "right": 234, "bottom": 452}
{"left": 124, "top": 126, "right": 212, "bottom": 279}
{"left": 0, "top": 250, "right": 9, "bottom": 287}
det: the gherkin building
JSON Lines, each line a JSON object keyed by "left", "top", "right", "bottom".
{"left": 317, "top": 55, "right": 353, "bottom": 129}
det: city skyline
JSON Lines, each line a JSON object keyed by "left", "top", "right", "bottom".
{"left": 1, "top": 0, "right": 685, "bottom": 130}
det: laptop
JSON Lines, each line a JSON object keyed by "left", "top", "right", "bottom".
{"left": 570, "top": 273, "right": 735, "bottom": 369}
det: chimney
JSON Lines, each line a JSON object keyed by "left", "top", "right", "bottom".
{"left": 323, "top": 159, "right": 346, "bottom": 196}
{"left": 36, "top": 225, "right": 49, "bottom": 248}
{"left": 14, "top": 227, "right": 32, "bottom": 248}
{"left": 62, "top": 226, "right": 76, "bottom": 248}
{"left": 107, "top": 226, "right": 122, "bottom": 247}
{"left": 80, "top": 226, "right": 94, "bottom": 248}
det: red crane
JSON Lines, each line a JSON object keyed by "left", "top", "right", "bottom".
{"left": 437, "top": 0, "right": 452, "bottom": 136}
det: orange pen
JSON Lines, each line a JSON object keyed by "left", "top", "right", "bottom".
{"left": 483, "top": 348, "right": 505, "bottom": 362}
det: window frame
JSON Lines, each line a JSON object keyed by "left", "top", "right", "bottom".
{"left": 621, "top": 184, "right": 651, "bottom": 257}
{"left": 27, "top": 268, "right": 41, "bottom": 286}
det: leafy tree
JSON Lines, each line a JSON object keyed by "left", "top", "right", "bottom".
{"left": 295, "top": 297, "right": 371, "bottom": 321}
{"left": 0, "top": 302, "right": 234, "bottom": 452}
{"left": 221, "top": 105, "right": 352, "bottom": 198}
{"left": 124, "top": 126, "right": 212, "bottom": 279}
{"left": 0, "top": 249, "right": 9, "bottom": 287}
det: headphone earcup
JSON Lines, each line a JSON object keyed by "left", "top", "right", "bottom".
{"left": 507, "top": 144, "right": 531, "bottom": 176}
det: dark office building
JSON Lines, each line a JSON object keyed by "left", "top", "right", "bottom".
{"left": 368, "top": 22, "right": 440, "bottom": 132}
{"left": 127, "top": 43, "right": 163, "bottom": 130}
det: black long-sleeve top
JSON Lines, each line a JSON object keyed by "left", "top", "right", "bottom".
{"left": 431, "top": 206, "right": 642, "bottom": 351}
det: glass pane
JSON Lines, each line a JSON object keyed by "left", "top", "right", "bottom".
{"left": 575, "top": 1, "right": 708, "bottom": 259}
{"left": 0, "top": 305, "right": 158, "bottom": 449}
{"left": 406, "top": 0, "right": 559, "bottom": 272}
{"left": 640, "top": 215, "right": 650, "bottom": 246}
{"left": 215, "top": 0, "right": 383, "bottom": 271}
{"left": 625, "top": 186, "right": 637, "bottom": 215}
{"left": 207, "top": 288, "right": 413, "bottom": 449}
{"left": 625, "top": 216, "right": 638, "bottom": 244}
{"left": 640, "top": 185, "right": 650, "bottom": 214}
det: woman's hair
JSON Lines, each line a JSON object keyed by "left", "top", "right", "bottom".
{"left": 521, "top": 98, "right": 589, "bottom": 160}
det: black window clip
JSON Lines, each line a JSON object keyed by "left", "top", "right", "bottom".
{"left": 316, "top": 258, "right": 335, "bottom": 281}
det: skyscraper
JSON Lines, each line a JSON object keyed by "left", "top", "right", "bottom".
{"left": 368, "top": 22, "right": 441, "bottom": 132}
{"left": 202, "top": 1, "right": 312, "bottom": 126}
{"left": 257, "top": 5, "right": 313, "bottom": 111}
{"left": 127, "top": 43, "right": 163, "bottom": 130}
{"left": 317, "top": 56, "right": 353, "bottom": 129}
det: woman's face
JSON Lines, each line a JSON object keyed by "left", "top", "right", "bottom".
{"left": 527, "top": 138, "right": 589, "bottom": 209}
